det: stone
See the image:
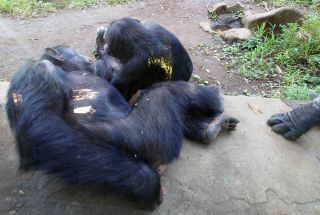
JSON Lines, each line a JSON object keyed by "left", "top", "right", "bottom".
{"left": 211, "top": 14, "right": 242, "bottom": 31}
{"left": 226, "top": 2, "right": 245, "bottom": 13}
{"left": 220, "top": 28, "right": 251, "bottom": 42}
{"left": 242, "top": 7, "right": 304, "bottom": 30}
{"left": 208, "top": 3, "right": 227, "bottom": 15}
{"left": 199, "top": 21, "right": 214, "bottom": 34}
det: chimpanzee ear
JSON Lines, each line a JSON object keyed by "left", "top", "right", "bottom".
{"left": 44, "top": 47, "right": 64, "bottom": 62}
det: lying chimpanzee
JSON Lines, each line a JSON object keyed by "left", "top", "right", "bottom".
{"left": 268, "top": 93, "right": 320, "bottom": 140}
{"left": 43, "top": 46, "right": 115, "bottom": 82}
{"left": 7, "top": 46, "right": 238, "bottom": 209}
{"left": 94, "top": 17, "right": 193, "bottom": 99}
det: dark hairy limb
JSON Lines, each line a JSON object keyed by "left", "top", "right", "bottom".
{"left": 268, "top": 96, "right": 320, "bottom": 140}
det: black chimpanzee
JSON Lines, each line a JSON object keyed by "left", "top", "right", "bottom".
{"left": 94, "top": 17, "right": 193, "bottom": 99}
{"left": 7, "top": 46, "right": 238, "bottom": 209}
{"left": 7, "top": 57, "right": 160, "bottom": 210}
{"left": 40, "top": 46, "right": 131, "bottom": 122}
{"left": 268, "top": 93, "right": 320, "bottom": 140}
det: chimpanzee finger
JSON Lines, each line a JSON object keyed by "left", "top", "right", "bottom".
{"left": 96, "top": 26, "right": 105, "bottom": 36}
{"left": 267, "top": 113, "right": 286, "bottom": 126}
{"left": 227, "top": 123, "right": 238, "bottom": 130}
{"left": 224, "top": 116, "right": 239, "bottom": 124}
{"left": 283, "top": 130, "right": 299, "bottom": 141}
{"left": 227, "top": 127, "right": 237, "bottom": 131}
{"left": 271, "top": 123, "right": 290, "bottom": 134}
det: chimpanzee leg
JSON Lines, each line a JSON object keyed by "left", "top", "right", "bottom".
{"left": 268, "top": 97, "right": 320, "bottom": 140}
{"left": 19, "top": 110, "right": 162, "bottom": 209}
{"left": 187, "top": 84, "right": 225, "bottom": 116}
{"left": 181, "top": 83, "right": 239, "bottom": 144}
{"left": 184, "top": 114, "right": 239, "bottom": 144}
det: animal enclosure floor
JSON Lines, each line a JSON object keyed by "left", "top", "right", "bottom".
{"left": 0, "top": 81, "right": 320, "bottom": 215}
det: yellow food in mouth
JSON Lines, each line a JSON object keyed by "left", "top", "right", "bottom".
{"left": 148, "top": 57, "right": 173, "bottom": 79}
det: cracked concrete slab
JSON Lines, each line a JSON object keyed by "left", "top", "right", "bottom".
{"left": 0, "top": 84, "right": 320, "bottom": 215}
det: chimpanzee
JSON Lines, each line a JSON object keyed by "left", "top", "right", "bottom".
{"left": 7, "top": 46, "right": 238, "bottom": 209}
{"left": 7, "top": 58, "right": 161, "bottom": 210}
{"left": 42, "top": 47, "right": 95, "bottom": 73}
{"left": 268, "top": 93, "right": 320, "bottom": 140}
{"left": 94, "top": 32, "right": 122, "bottom": 82}
{"left": 40, "top": 46, "right": 131, "bottom": 122}
{"left": 94, "top": 17, "right": 193, "bottom": 99}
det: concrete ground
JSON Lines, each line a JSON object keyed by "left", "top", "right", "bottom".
{"left": 0, "top": 82, "right": 320, "bottom": 215}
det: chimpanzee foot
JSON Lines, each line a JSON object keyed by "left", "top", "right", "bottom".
{"left": 203, "top": 115, "right": 239, "bottom": 144}
{"left": 220, "top": 115, "right": 239, "bottom": 131}
{"left": 96, "top": 26, "right": 106, "bottom": 38}
{"left": 268, "top": 97, "right": 320, "bottom": 140}
{"left": 268, "top": 113, "right": 300, "bottom": 140}
{"left": 96, "top": 26, "right": 106, "bottom": 46}
{"left": 94, "top": 26, "right": 107, "bottom": 59}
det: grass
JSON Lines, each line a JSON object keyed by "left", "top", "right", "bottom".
{"left": 0, "top": 0, "right": 130, "bottom": 17}
{"left": 222, "top": 14, "right": 320, "bottom": 100}
{"left": 107, "top": 0, "right": 130, "bottom": 4}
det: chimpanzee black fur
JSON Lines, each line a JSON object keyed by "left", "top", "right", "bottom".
{"left": 41, "top": 47, "right": 95, "bottom": 73}
{"left": 268, "top": 94, "right": 320, "bottom": 140}
{"left": 83, "top": 81, "right": 238, "bottom": 166}
{"left": 7, "top": 47, "right": 238, "bottom": 209}
{"left": 95, "top": 17, "right": 193, "bottom": 99}
{"left": 7, "top": 59, "right": 162, "bottom": 210}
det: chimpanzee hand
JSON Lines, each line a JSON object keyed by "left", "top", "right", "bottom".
{"left": 95, "top": 59, "right": 113, "bottom": 81}
{"left": 268, "top": 93, "right": 320, "bottom": 140}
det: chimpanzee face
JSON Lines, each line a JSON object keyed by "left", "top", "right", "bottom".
{"left": 42, "top": 47, "right": 95, "bottom": 73}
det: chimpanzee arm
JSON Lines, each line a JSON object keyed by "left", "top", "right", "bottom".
{"left": 94, "top": 59, "right": 113, "bottom": 81}
{"left": 268, "top": 97, "right": 320, "bottom": 140}
{"left": 111, "top": 54, "right": 146, "bottom": 87}
{"left": 16, "top": 108, "right": 161, "bottom": 208}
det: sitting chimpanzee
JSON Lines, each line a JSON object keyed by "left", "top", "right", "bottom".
{"left": 268, "top": 93, "right": 320, "bottom": 140}
{"left": 7, "top": 46, "right": 238, "bottom": 209}
{"left": 94, "top": 17, "right": 193, "bottom": 99}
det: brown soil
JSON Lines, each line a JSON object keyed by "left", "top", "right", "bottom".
{"left": 0, "top": 0, "right": 266, "bottom": 95}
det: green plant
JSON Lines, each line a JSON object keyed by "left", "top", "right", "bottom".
{"left": 223, "top": 15, "right": 320, "bottom": 100}
{"left": 207, "top": 10, "right": 218, "bottom": 21}
{"left": 0, "top": 0, "right": 130, "bottom": 17}
{"left": 107, "top": 0, "right": 129, "bottom": 5}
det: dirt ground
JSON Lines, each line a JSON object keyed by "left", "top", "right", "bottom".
{"left": 0, "top": 0, "right": 268, "bottom": 95}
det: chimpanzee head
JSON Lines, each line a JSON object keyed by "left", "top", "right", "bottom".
{"left": 41, "top": 46, "right": 95, "bottom": 73}
{"left": 104, "top": 17, "right": 152, "bottom": 63}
